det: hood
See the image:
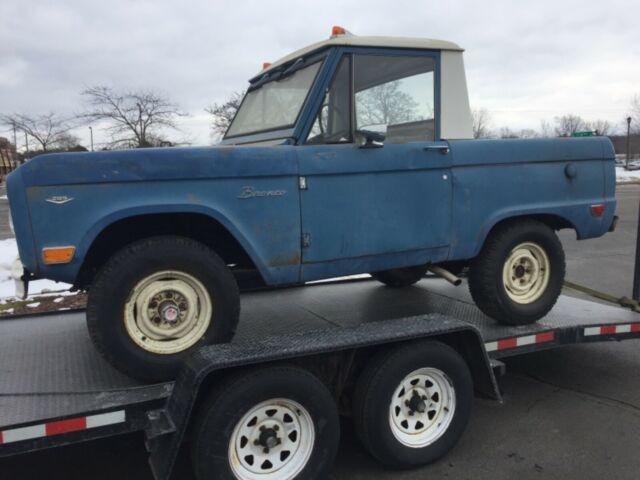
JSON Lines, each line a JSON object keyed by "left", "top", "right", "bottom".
{"left": 16, "top": 145, "right": 298, "bottom": 187}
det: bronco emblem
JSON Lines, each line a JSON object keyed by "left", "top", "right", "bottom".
{"left": 238, "top": 187, "right": 287, "bottom": 199}
{"left": 45, "top": 196, "right": 74, "bottom": 205}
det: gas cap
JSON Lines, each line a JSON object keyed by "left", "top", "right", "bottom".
{"left": 565, "top": 163, "right": 577, "bottom": 179}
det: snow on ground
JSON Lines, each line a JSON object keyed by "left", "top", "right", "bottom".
{"left": 616, "top": 167, "right": 640, "bottom": 184}
{"left": 0, "top": 238, "right": 71, "bottom": 300}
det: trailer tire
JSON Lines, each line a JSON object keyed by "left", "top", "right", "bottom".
{"left": 468, "top": 219, "right": 565, "bottom": 325}
{"left": 371, "top": 265, "right": 426, "bottom": 288}
{"left": 352, "top": 341, "right": 472, "bottom": 469}
{"left": 87, "top": 235, "right": 239, "bottom": 382}
{"left": 191, "top": 365, "right": 339, "bottom": 480}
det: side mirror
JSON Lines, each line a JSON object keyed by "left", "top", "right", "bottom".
{"left": 357, "top": 129, "right": 385, "bottom": 149}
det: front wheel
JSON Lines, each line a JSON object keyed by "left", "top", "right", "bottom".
{"left": 87, "top": 235, "right": 240, "bottom": 382}
{"left": 468, "top": 220, "right": 565, "bottom": 325}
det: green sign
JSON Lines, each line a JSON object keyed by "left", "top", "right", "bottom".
{"left": 572, "top": 131, "right": 594, "bottom": 137}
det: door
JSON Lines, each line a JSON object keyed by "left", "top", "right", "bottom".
{"left": 299, "top": 52, "right": 452, "bottom": 275}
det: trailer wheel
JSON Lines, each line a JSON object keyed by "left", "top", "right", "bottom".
{"left": 468, "top": 219, "right": 565, "bottom": 325}
{"left": 371, "top": 265, "right": 426, "bottom": 288}
{"left": 87, "top": 235, "right": 239, "bottom": 382}
{"left": 191, "top": 365, "right": 339, "bottom": 480}
{"left": 353, "top": 341, "right": 472, "bottom": 468}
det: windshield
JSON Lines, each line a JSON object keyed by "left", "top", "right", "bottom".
{"left": 225, "top": 61, "right": 321, "bottom": 138}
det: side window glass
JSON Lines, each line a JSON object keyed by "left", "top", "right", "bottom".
{"left": 354, "top": 55, "right": 435, "bottom": 143}
{"left": 306, "top": 56, "right": 351, "bottom": 144}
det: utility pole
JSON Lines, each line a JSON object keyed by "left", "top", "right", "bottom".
{"left": 89, "top": 126, "right": 94, "bottom": 152}
{"left": 12, "top": 124, "right": 17, "bottom": 153}
{"left": 626, "top": 116, "right": 632, "bottom": 170}
{"left": 24, "top": 132, "right": 29, "bottom": 156}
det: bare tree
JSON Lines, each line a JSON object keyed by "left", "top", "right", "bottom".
{"left": 357, "top": 81, "right": 420, "bottom": 126}
{"left": 518, "top": 128, "right": 539, "bottom": 139}
{"left": 1, "top": 113, "right": 72, "bottom": 152}
{"left": 499, "top": 127, "right": 518, "bottom": 138}
{"left": 471, "top": 108, "right": 492, "bottom": 139}
{"left": 206, "top": 91, "right": 245, "bottom": 137}
{"left": 498, "top": 127, "right": 540, "bottom": 139}
{"left": 80, "top": 86, "right": 184, "bottom": 148}
{"left": 586, "top": 119, "right": 611, "bottom": 136}
{"left": 554, "top": 114, "right": 586, "bottom": 137}
{"left": 540, "top": 119, "right": 554, "bottom": 138}
{"left": 628, "top": 95, "right": 640, "bottom": 134}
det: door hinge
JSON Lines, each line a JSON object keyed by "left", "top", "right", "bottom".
{"left": 298, "top": 176, "right": 308, "bottom": 190}
{"left": 301, "top": 232, "right": 311, "bottom": 248}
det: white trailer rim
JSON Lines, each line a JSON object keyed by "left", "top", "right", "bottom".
{"left": 389, "top": 367, "right": 456, "bottom": 448}
{"left": 229, "top": 398, "right": 315, "bottom": 480}
{"left": 124, "top": 270, "right": 212, "bottom": 354}
{"left": 502, "top": 242, "right": 550, "bottom": 304}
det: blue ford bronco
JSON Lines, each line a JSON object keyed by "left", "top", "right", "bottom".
{"left": 7, "top": 28, "right": 616, "bottom": 380}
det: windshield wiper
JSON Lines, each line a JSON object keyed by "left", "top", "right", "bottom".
{"left": 248, "top": 58, "right": 306, "bottom": 91}
{"left": 282, "top": 58, "right": 305, "bottom": 76}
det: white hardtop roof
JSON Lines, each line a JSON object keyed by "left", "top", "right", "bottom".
{"left": 258, "top": 35, "right": 463, "bottom": 77}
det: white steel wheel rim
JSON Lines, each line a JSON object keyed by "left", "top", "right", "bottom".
{"left": 124, "top": 270, "right": 212, "bottom": 355}
{"left": 389, "top": 367, "right": 456, "bottom": 448}
{"left": 502, "top": 242, "right": 550, "bottom": 305}
{"left": 229, "top": 398, "right": 315, "bottom": 480}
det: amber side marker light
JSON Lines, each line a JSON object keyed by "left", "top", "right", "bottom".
{"left": 42, "top": 246, "right": 76, "bottom": 265}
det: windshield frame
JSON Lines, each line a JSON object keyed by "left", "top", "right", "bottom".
{"left": 223, "top": 53, "right": 328, "bottom": 141}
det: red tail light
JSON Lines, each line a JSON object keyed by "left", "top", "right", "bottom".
{"left": 591, "top": 204, "right": 605, "bottom": 217}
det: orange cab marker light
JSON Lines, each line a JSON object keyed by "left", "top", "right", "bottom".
{"left": 331, "top": 25, "right": 347, "bottom": 37}
{"left": 42, "top": 246, "right": 76, "bottom": 265}
{"left": 262, "top": 62, "right": 272, "bottom": 70}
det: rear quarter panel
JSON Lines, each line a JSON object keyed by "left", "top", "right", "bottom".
{"left": 448, "top": 137, "right": 616, "bottom": 260}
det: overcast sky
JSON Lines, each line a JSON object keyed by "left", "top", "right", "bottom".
{"left": 1, "top": 0, "right": 639, "bottom": 147}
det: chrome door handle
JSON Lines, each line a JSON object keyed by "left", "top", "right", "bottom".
{"left": 424, "top": 145, "right": 450, "bottom": 154}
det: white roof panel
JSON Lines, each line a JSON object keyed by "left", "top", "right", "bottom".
{"left": 258, "top": 35, "right": 463, "bottom": 77}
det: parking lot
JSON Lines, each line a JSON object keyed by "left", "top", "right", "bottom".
{"left": 1, "top": 185, "right": 639, "bottom": 479}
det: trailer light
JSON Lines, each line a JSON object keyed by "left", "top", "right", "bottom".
{"left": 262, "top": 62, "right": 272, "bottom": 70}
{"left": 42, "top": 246, "right": 76, "bottom": 265}
{"left": 590, "top": 204, "right": 606, "bottom": 217}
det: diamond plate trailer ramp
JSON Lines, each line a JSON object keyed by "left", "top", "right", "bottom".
{"left": 1, "top": 277, "right": 639, "bottom": 479}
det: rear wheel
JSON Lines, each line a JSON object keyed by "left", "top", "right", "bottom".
{"left": 87, "top": 235, "right": 239, "bottom": 382}
{"left": 352, "top": 341, "right": 473, "bottom": 468}
{"left": 191, "top": 365, "right": 339, "bottom": 480}
{"left": 371, "top": 265, "right": 427, "bottom": 288}
{"left": 468, "top": 219, "right": 565, "bottom": 325}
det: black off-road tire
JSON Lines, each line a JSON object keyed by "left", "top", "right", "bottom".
{"left": 87, "top": 235, "right": 239, "bottom": 382}
{"left": 371, "top": 265, "right": 427, "bottom": 288}
{"left": 352, "top": 341, "right": 473, "bottom": 469}
{"left": 468, "top": 219, "right": 565, "bottom": 325}
{"left": 191, "top": 365, "right": 340, "bottom": 480}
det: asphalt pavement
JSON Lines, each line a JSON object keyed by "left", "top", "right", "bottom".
{"left": 1, "top": 185, "right": 639, "bottom": 479}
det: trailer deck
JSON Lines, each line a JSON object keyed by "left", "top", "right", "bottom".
{"left": 1, "top": 276, "right": 639, "bottom": 456}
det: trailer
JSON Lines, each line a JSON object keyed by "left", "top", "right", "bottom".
{"left": 1, "top": 277, "right": 639, "bottom": 479}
